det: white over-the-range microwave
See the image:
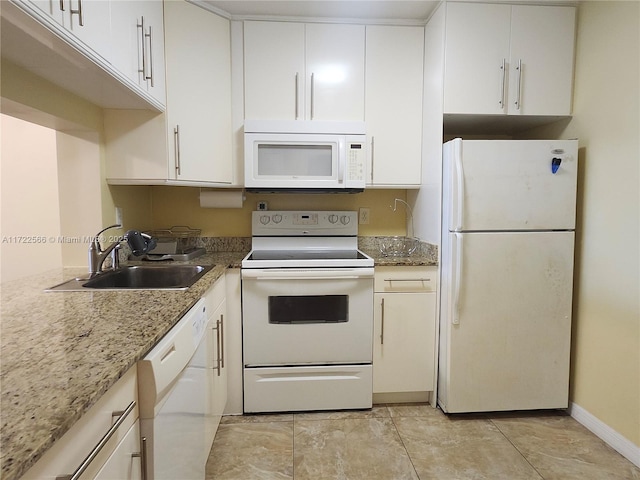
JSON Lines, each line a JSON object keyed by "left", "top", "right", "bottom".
{"left": 244, "top": 120, "right": 367, "bottom": 193}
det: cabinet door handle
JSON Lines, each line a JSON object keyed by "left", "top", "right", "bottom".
{"left": 515, "top": 59, "right": 523, "bottom": 110}
{"left": 132, "top": 436, "right": 148, "bottom": 480}
{"left": 499, "top": 58, "right": 506, "bottom": 109}
{"left": 145, "top": 26, "right": 154, "bottom": 87}
{"left": 59, "top": 0, "right": 64, "bottom": 11}
{"left": 370, "top": 136, "right": 375, "bottom": 183}
{"left": 310, "top": 72, "right": 315, "bottom": 120}
{"left": 380, "top": 298, "right": 385, "bottom": 345}
{"left": 70, "top": 0, "right": 83, "bottom": 26}
{"left": 220, "top": 314, "right": 225, "bottom": 369}
{"left": 295, "top": 73, "right": 300, "bottom": 119}
{"left": 137, "top": 17, "right": 147, "bottom": 81}
{"left": 174, "top": 125, "right": 181, "bottom": 176}
{"left": 56, "top": 401, "right": 136, "bottom": 480}
{"left": 213, "top": 318, "right": 222, "bottom": 375}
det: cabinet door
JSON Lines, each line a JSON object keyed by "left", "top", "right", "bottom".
{"left": 210, "top": 300, "right": 227, "bottom": 438}
{"left": 205, "top": 277, "right": 227, "bottom": 459}
{"left": 28, "top": 0, "right": 66, "bottom": 25}
{"left": 508, "top": 5, "right": 575, "bottom": 115}
{"left": 64, "top": 0, "right": 112, "bottom": 62}
{"left": 244, "top": 21, "right": 305, "bottom": 121}
{"left": 373, "top": 292, "right": 436, "bottom": 394}
{"left": 365, "top": 25, "right": 424, "bottom": 186}
{"left": 94, "top": 422, "right": 143, "bottom": 480}
{"left": 164, "top": 0, "right": 232, "bottom": 183}
{"left": 444, "top": 2, "right": 511, "bottom": 115}
{"left": 111, "top": 0, "right": 166, "bottom": 105}
{"left": 109, "top": 0, "right": 139, "bottom": 84}
{"left": 305, "top": 23, "right": 365, "bottom": 121}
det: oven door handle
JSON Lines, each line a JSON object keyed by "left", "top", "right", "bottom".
{"left": 242, "top": 268, "right": 374, "bottom": 280}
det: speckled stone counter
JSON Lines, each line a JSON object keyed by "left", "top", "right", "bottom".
{"left": 359, "top": 237, "right": 439, "bottom": 267}
{"left": 0, "top": 237, "right": 436, "bottom": 480}
{"left": 0, "top": 251, "right": 245, "bottom": 480}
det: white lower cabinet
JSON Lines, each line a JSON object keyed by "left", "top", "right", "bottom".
{"left": 21, "top": 366, "right": 141, "bottom": 479}
{"left": 373, "top": 266, "right": 438, "bottom": 403}
{"left": 94, "top": 421, "right": 143, "bottom": 480}
{"left": 204, "top": 275, "right": 228, "bottom": 453}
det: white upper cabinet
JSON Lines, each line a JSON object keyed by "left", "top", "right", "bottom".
{"left": 508, "top": 5, "right": 576, "bottom": 116}
{"left": 64, "top": 0, "right": 112, "bottom": 61}
{"left": 8, "top": 0, "right": 165, "bottom": 109}
{"left": 304, "top": 23, "right": 365, "bottom": 121}
{"left": 110, "top": 0, "right": 166, "bottom": 105}
{"left": 244, "top": 21, "right": 365, "bottom": 121}
{"left": 244, "top": 21, "right": 305, "bottom": 121}
{"left": 28, "top": 0, "right": 66, "bottom": 24}
{"left": 164, "top": 0, "right": 233, "bottom": 184}
{"left": 23, "top": 0, "right": 111, "bottom": 60}
{"left": 365, "top": 25, "right": 424, "bottom": 187}
{"left": 105, "top": 1, "right": 233, "bottom": 186}
{"left": 444, "top": 2, "right": 576, "bottom": 116}
{"left": 164, "top": 1, "right": 232, "bottom": 184}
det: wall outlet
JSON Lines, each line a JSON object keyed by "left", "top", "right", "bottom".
{"left": 359, "top": 207, "right": 370, "bottom": 225}
{"left": 115, "top": 207, "right": 123, "bottom": 226}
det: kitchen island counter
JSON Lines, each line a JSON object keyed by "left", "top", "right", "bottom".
{"left": 0, "top": 251, "right": 245, "bottom": 480}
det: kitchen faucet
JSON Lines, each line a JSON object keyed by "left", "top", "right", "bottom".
{"left": 88, "top": 224, "right": 156, "bottom": 276}
{"left": 391, "top": 198, "right": 416, "bottom": 239}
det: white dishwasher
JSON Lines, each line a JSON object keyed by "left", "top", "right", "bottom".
{"left": 138, "top": 298, "right": 215, "bottom": 479}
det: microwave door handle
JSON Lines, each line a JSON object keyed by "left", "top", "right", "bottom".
{"left": 337, "top": 139, "right": 345, "bottom": 184}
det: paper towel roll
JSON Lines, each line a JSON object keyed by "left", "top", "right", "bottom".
{"left": 199, "top": 189, "right": 245, "bottom": 208}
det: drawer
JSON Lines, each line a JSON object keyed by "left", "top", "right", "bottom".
{"left": 204, "top": 274, "right": 226, "bottom": 318}
{"left": 22, "top": 366, "right": 138, "bottom": 479}
{"left": 374, "top": 266, "right": 438, "bottom": 293}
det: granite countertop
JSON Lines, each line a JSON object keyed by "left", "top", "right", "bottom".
{"left": 0, "top": 239, "right": 437, "bottom": 480}
{"left": 360, "top": 237, "right": 439, "bottom": 267}
{"left": 0, "top": 252, "right": 245, "bottom": 480}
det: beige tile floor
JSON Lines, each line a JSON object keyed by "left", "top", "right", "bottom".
{"left": 206, "top": 404, "right": 640, "bottom": 480}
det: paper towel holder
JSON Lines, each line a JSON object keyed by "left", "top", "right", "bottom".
{"left": 199, "top": 188, "right": 246, "bottom": 208}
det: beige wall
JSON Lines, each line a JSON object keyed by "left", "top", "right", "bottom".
{"left": 1, "top": 115, "right": 62, "bottom": 281}
{"left": 1, "top": 61, "right": 155, "bottom": 268}
{"left": 149, "top": 187, "right": 409, "bottom": 237}
{"left": 523, "top": 1, "right": 639, "bottom": 446}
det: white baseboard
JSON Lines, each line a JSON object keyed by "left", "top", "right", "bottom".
{"left": 569, "top": 402, "right": 640, "bottom": 468}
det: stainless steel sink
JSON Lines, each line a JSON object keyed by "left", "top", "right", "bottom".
{"left": 46, "top": 265, "right": 214, "bottom": 292}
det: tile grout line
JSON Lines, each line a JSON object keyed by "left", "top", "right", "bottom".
{"left": 387, "top": 405, "right": 424, "bottom": 480}
{"left": 489, "top": 417, "right": 546, "bottom": 480}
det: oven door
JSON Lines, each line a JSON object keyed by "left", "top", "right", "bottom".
{"left": 241, "top": 267, "right": 374, "bottom": 366}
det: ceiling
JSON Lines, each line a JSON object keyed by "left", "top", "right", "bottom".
{"left": 198, "top": 1, "right": 442, "bottom": 23}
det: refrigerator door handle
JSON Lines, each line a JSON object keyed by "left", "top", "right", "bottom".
{"left": 454, "top": 144, "right": 464, "bottom": 231}
{"left": 453, "top": 233, "right": 463, "bottom": 325}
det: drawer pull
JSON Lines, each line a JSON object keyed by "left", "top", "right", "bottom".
{"left": 56, "top": 401, "right": 136, "bottom": 480}
{"left": 383, "top": 278, "right": 431, "bottom": 282}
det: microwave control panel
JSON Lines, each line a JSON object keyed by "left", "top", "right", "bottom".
{"left": 346, "top": 137, "right": 366, "bottom": 183}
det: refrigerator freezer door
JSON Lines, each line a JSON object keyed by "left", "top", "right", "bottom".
{"left": 438, "top": 231, "right": 574, "bottom": 413}
{"left": 443, "top": 139, "right": 578, "bottom": 232}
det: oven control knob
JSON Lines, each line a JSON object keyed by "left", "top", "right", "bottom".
{"left": 328, "top": 214, "right": 339, "bottom": 224}
{"left": 340, "top": 215, "right": 351, "bottom": 225}
{"left": 272, "top": 214, "right": 282, "bottom": 224}
{"left": 260, "top": 215, "right": 270, "bottom": 225}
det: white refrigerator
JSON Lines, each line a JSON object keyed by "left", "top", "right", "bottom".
{"left": 438, "top": 138, "right": 578, "bottom": 413}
